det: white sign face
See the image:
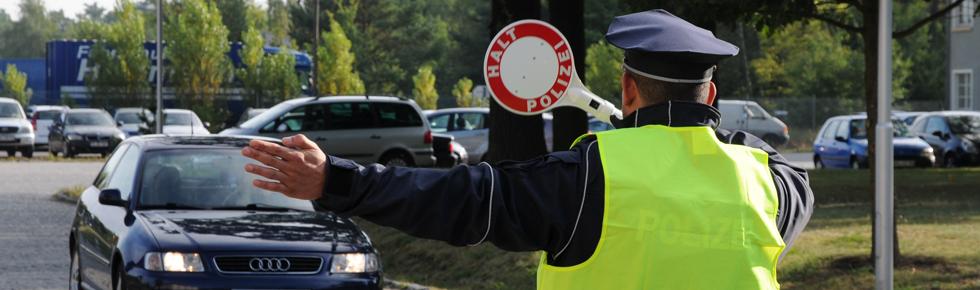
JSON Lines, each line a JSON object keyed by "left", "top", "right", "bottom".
{"left": 484, "top": 20, "right": 574, "bottom": 115}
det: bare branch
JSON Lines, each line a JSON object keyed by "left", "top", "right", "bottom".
{"left": 893, "top": 0, "right": 965, "bottom": 38}
{"left": 807, "top": 12, "right": 863, "bottom": 33}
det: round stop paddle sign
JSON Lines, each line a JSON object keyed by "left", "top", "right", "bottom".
{"left": 483, "top": 20, "right": 574, "bottom": 115}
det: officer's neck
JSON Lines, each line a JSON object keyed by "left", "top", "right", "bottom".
{"left": 611, "top": 101, "right": 721, "bottom": 129}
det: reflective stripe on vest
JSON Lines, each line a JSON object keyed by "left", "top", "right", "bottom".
{"left": 537, "top": 125, "right": 785, "bottom": 290}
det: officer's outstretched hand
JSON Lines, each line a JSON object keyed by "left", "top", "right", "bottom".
{"left": 242, "top": 134, "right": 327, "bottom": 201}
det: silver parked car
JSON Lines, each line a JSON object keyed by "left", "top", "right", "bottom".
{"left": 425, "top": 108, "right": 554, "bottom": 164}
{"left": 0, "top": 98, "right": 35, "bottom": 157}
{"left": 114, "top": 107, "right": 154, "bottom": 138}
{"left": 220, "top": 96, "right": 435, "bottom": 167}
{"left": 717, "top": 100, "right": 790, "bottom": 146}
{"left": 163, "top": 109, "right": 210, "bottom": 135}
{"left": 30, "top": 105, "right": 67, "bottom": 148}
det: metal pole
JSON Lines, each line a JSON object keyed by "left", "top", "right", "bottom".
{"left": 874, "top": 0, "right": 894, "bottom": 289}
{"left": 312, "top": 0, "right": 319, "bottom": 96}
{"left": 155, "top": 0, "right": 163, "bottom": 134}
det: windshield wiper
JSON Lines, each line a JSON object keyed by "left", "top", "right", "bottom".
{"left": 141, "top": 203, "right": 205, "bottom": 210}
{"left": 212, "top": 203, "right": 298, "bottom": 212}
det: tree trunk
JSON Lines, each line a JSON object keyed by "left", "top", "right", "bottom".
{"left": 548, "top": 0, "right": 589, "bottom": 150}
{"left": 862, "top": 0, "right": 901, "bottom": 262}
{"left": 485, "top": 0, "right": 547, "bottom": 162}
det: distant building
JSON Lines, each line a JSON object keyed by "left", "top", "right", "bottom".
{"left": 0, "top": 58, "right": 45, "bottom": 104}
{"left": 950, "top": 0, "right": 977, "bottom": 110}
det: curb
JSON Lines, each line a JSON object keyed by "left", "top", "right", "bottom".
{"left": 52, "top": 190, "right": 438, "bottom": 290}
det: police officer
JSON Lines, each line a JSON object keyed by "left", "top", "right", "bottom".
{"left": 242, "top": 9, "right": 813, "bottom": 289}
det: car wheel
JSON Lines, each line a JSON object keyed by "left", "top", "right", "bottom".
{"left": 5, "top": 150, "right": 14, "bottom": 157}
{"left": 814, "top": 156, "right": 824, "bottom": 169}
{"left": 379, "top": 151, "right": 412, "bottom": 167}
{"left": 21, "top": 147, "right": 33, "bottom": 158}
{"left": 63, "top": 143, "right": 74, "bottom": 158}
{"left": 943, "top": 154, "right": 956, "bottom": 168}
{"left": 114, "top": 263, "right": 126, "bottom": 290}
{"left": 69, "top": 248, "right": 81, "bottom": 290}
{"left": 850, "top": 158, "right": 861, "bottom": 170}
{"left": 49, "top": 145, "right": 58, "bottom": 157}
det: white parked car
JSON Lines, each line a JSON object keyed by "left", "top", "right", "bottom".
{"left": 163, "top": 109, "right": 210, "bottom": 135}
{"left": 29, "top": 105, "right": 67, "bottom": 148}
{"left": 425, "top": 107, "right": 554, "bottom": 164}
{"left": 0, "top": 98, "right": 35, "bottom": 157}
{"left": 717, "top": 100, "right": 790, "bottom": 146}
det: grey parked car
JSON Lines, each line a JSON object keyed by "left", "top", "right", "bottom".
{"left": 425, "top": 108, "right": 554, "bottom": 164}
{"left": 220, "top": 96, "right": 435, "bottom": 167}
{"left": 717, "top": 100, "right": 790, "bottom": 146}
{"left": 0, "top": 98, "right": 35, "bottom": 157}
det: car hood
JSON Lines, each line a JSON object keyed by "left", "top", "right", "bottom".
{"left": 67, "top": 125, "right": 121, "bottom": 135}
{"left": 137, "top": 210, "right": 371, "bottom": 253}
{"left": 0, "top": 118, "right": 29, "bottom": 127}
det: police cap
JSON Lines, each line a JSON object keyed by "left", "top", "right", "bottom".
{"left": 605, "top": 9, "right": 739, "bottom": 84}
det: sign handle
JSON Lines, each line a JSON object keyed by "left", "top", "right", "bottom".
{"left": 564, "top": 74, "right": 623, "bottom": 124}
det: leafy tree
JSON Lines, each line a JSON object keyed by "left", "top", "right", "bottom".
{"left": 0, "top": 0, "right": 55, "bottom": 58}
{"left": 266, "top": 0, "right": 292, "bottom": 46}
{"left": 315, "top": 15, "right": 364, "bottom": 95}
{"left": 585, "top": 40, "right": 624, "bottom": 107}
{"left": 216, "top": 0, "right": 249, "bottom": 42}
{"left": 238, "top": 15, "right": 266, "bottom": 107}
{"left": 453, "top": 77, "right": 485, "bottom": 107}
{"left": 79, "top": 3, "right": 108, "bottom": 22}
{"left": 412, "top": 65, "right": 438, "bottom": 110}
{"left": 165, "top": 0, "right": 232, "bottom": 127}
{"left": 1, "top": 64, "right": 31, "bottom": 106}
{"left": 85, "top": 0, "right": 150, "bottom": 109}
{"left": 260, "top": 50, "right": 301, "bottom": 103}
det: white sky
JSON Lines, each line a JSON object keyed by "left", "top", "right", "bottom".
{"left": 0, "top": 0, "right": 269, "bottom": 20}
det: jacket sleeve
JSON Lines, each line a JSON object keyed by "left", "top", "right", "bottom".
{"left": 716, "top": 129, "right": 815, "bottom": 261}
{"left": 312, "top": 141, "right": 599, "bottom": 253}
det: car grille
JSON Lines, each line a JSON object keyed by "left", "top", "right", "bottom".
{"left": 213, "top": 256, "right": 323, "bottom": 274}
{"left": 84, "top": 135, "right": 110, "bottom": 141}
{"left": 0, "top": 126, "right": 16, "bottom": 133}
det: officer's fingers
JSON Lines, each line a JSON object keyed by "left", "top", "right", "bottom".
{"left": 252, "top": 179, "right": 288, "bottom": 193}
{"left": 284, "top": 134, "right": 320, "bottom": 151}
{"left": 242, "top": 147, "right": 288, "bottom": 169}
{"left": 245, "top": 164, "right": 286, "bottom": 182}
{"left": 248, "top": 140, "right": 299, "bottom": 162}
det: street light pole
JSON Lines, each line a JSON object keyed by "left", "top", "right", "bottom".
{"left": 874, "top": 0, "right": 894, "bottom": 289}
{"left": 155, "top": 0, "right": 163, "bottom": 134}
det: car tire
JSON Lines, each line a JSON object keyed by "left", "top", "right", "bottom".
{"left": 943, "top": 154, "right": 956, "bottom": 168}
{"left": 21, "top": 148, "right": 33, "bottom": 158}
{"left": 62, "top": 143, "right": 75, "bottom": 158}
{"left": 49, "top": 144, "right": 58, "bottom": 157}
{"left": 5, "top": 150, "right": 14, "bottom": 157}
{"left": 114, "top": 263, "right": 126, "bottom": 290}
{"left": 69, "top": 248, "right": 81, "bottom": 290}
{"left": 814, "top": 156, "right": 824, "bottom": 169}
{"left": 850, "top": 157, "right": 861, "bottom": 170}
{"left": 379, "top": 151, "right": 413, "bottom": 167}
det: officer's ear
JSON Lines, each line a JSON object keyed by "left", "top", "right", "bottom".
{"left": 621, "top": 72, "right": 640, "bottom": 112}
{"left": 705, "top": 81, "right": 717, "bottom": 106}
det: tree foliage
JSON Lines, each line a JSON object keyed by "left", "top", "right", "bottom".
{"left": 215, "top": 0, "right": 249, "bottom": 42}
{"left": 315, "top": 14, "right": 364, "bottom": 96}
{"left": 412, "top": 65, "right": 438, "bottom": 110}
{"left": 266, "top": 0, "right": 292, "bottom": 47}
{"left": 1, "top": 64, "right": 31, "bottom": 105}
{"left": 453, "top": 77, "right": 485, "bottom": 107}
{"left": 585, "top": 40, "right": 623, "bottom": 107}
{"left": 165, "top": 0, "right": 231, "bottom": 126}
{"left": 86, "top": 0, "right": 150, "bottom": 109}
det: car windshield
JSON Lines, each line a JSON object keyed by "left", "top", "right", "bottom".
{"left": 36, "top": 110, "right": 62, "bottom": 120}
{"left": 0, "top": 103, "right": 23, "bottom": 118}
{"left": 138, "top": 149, "right": 313, "bottom": 211}
{"left": 240, "top": 101, "right": 294, "bottom": 129}
{"left": 67, "top": 112, "right": 114, "bottom": 126}
{"left": 947, "top": 115, "right": 980, "bottom": 134}
{"left": 165, "top": 112, "right": 197, "bottom": 126}
{"left": 849, "top": 119, "right": 911, "bottom": 139}
{"left": 116, "top": 112, "right": 143, "bottom": 124}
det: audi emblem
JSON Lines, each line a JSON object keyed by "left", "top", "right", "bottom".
{"left": 249, "top": 257, "right": 291, "bottom": 272}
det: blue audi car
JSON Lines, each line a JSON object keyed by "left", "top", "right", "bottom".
{"left": 68, "top": 135, "right": 382, "bottom": 290}
{"left": 813, "top": 115, "right": 935, "bottom": 169}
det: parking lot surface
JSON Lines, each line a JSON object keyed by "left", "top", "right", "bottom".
{"left": 0, "top": 160, "right": 102, "bottom": 290}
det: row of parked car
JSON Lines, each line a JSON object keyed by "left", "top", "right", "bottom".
{"left": 813, "top": 111, "right": 980, "bottom": 169}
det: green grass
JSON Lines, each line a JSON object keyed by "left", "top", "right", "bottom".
{"left": 357, "top": 168, "right": 980, "bottom": 289}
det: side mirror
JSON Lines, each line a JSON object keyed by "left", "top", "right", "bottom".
{"left": 931, "top": 130, "right": 950, "bottom": 140}
{"left": 203, "top": 122, "right": 211, "bottom": 129}
{"left": 98, "top": 189, "right": 126, "bottom": 207}
{"left": 834, "top": 136, "right": 848, "bottom": 143}
{"left": 116, "top": 121, "right": 124, "bottom": 127}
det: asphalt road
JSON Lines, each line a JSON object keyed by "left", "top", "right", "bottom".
{"left": 0, "top": 160, "right": 103, "bottom": 290}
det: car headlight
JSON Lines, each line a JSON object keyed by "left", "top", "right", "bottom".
{"left": 66, "top": 133, "right": 82, "bottom": 141}
{"left": 330, "top": 253, "right": 379, "bottom": 273}
{"left": 144, "top": 252, "right": 205, "bottom": 272}
{"left": 961, "top": 140, "right": 977, "bottom": 153}
{"left": 114, "top": 132, "right": 126, "bottom": 140}
{"left": 921, "top": 146, "right": 934, "bottom": 157}
{"left": 19, "top": 125, "right": 32, "bottom": 134}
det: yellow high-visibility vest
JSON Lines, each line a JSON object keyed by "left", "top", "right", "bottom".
{"left": 537, "top": 125, "right": 785, "bottom": 290}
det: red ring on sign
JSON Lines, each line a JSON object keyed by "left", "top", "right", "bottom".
{"left": 483, "top": 20, "right": 574, "bottom": 115}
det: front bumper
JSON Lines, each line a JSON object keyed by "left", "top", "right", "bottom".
{"left": 123, "top": 267, "right": 382, "bottom": 290}
{"left": 66, "top": 139, "right": 119, "bottom": 154}
{"left": 0, "top": 133, "right": 35, "bottom": 149}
